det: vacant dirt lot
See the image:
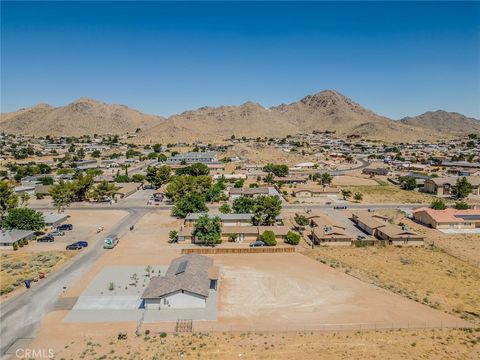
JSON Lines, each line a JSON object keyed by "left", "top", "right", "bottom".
{"left": 376, "top": 208, "right": 480, "bottom": 267}
{"left": 0, "top": 251, "right": 76, "bottom": 299}
{"left": 29, "top": 319, "right": 480, "bottom": 360}
{"left": 302, "top": 246, "right": 480, "bottom": 322}
{"left": 342, "top": 185, "right": 434, "bottom": 203}
{"left": 332, "top": 175, "right": 378, "bottom": 186}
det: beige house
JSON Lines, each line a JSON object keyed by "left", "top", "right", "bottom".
{"left": 351, "top": 211, "right": 389, "bottom": 236}
{"left": 423, "top": 176, "right": 480, "bottom": 196}
{"left": 310, "top": 214, "right": 353, "bottom": 245}
{"left": 375, "top": 224, "right": 424, "bottom": 245}
{"left": 412, "top": 207, "right": 480, "bottom": 229}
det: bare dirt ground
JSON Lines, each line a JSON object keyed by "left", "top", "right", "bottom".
{"left": 376, "top": 208, "right": 480, "bottom": 267}
{"left": 29, "top": 316, "right": 480, "bottom": 360}
{"left": 341, "top": 185, "right": 434, "bottom": 203}
{"left": 332, "top": 175, "right": 378, "bottom": 186}
{"left": 302, "top": 245, "right": 480, "bottom": 323}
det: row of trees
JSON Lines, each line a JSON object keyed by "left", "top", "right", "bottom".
{"left": 222, "top": 195, "right": 282, "bottom": 226}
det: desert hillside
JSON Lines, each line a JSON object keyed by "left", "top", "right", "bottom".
{"left": 1, "top": 91, "right": 470, "bottom": 142}
{"left": 0, "top": 97, "right": 164, "bottom": 136}
{"left": 400, "top": 110, "right": 480, "bottom": 135}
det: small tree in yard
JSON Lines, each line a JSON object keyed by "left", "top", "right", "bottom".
{"left": 2, "top": 208, "right": 45, "bottom": 231}
{"left": 320, "top": 173, "right": 334, "bottom": 186}
{"left": 453, "top": 201, "right": 470, "bottom": 210}
{"left": 451, "top": 177, "right": 473, "bottom": 199}
{"left": 353, "top": 192, "right": 363, "bottom": 202}
{"left": 193, "top": 215, "right": 222, "bottom": 246}
{"left": 341, "top": 189, "right": 352, "bottom": 200}
{"left": 431, "top": 199, "right": 447, "bottom": 210}
{"left": 285, "top": 231, "right": 300, "bottom": 245}
{"left": 294, "top": 214, "right": 309, "bottom": 227}
{"left": 168, "top": 230, "right": 178, "bottom": 243}
{"left": 261, "top": 230, "right": 277, "bottom": 246}
{"left": 400, "top": 177, "right": 417, "bottom": 191}
{"left": 219, "top": 203, "right": 231, "bottom": 214}
{"left": 251, "top": 195, "right": 282, "bottom": 226}
{"left": 172, "top": 192, "right": 208, "bottom": 218}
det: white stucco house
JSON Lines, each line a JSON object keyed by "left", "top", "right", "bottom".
{"left": 141, "top": 254, "right": 219, "bottom": 310}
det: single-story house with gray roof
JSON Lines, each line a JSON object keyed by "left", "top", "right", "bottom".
{"left": 142, "top": 254, "right": 218, "bottom": 310}
{"left": 0, "top": 229, "right": 35, "bottom": 247}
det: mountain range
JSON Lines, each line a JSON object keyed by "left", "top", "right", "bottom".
{"left": 1, "top": 90, "right": 478, "bottom": 143}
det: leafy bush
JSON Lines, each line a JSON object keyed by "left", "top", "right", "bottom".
{"left": 260, "top": 230, "right": 277, "bottom": 246}
{"left": 285, "top": 231, "right": 300, "bottom": 245}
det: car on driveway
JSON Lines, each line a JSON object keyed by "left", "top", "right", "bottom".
{"left": 50, "top": 230, "right": 65, "bottom": 236}
{"left": 57, "top": 224, "right": 73, "bottom": 231}
{"left": 37, "top": 234, "right": 55, "bottom": 242}
{"left": 66, "top": 243, "right": 83, "bottom": 250}
{"left": 249, "top": 240, "right": 266, "bottom": 247}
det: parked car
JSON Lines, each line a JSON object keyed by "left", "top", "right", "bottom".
{"left": 66, "top": 243, "right": 83, "bottom": 250}
{"left": 37, "top": 234, "right": 54, "bottom": 242}
{"left": 74, "top": 241, "right": 89, "bottom": 247}
{"left": 34, "top": 231, "right": 46, "bottom": 236}
{"left": 334, "top": 205, "right": 348, "bottom": 210}
{"left": 57, "top": 224, "right": 73, "bottom": 231}
{"left": 249, "top": 240, "right": 266, "bottom": 247}
{"left": 50, "top": 230, "right": 65, "bottom": 236}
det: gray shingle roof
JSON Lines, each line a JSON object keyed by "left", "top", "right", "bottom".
{"left": 142, "top": 254, "right": 214, "bottom": 299}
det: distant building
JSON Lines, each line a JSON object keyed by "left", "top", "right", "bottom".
{"left": 423, "top": 176, "right": 480, "bottom": 196}
{"left": 165, "top": 151, "right": 218, "bottom": 165}
{"left": 0, "top": 229, "right": 35, "bottom": 247}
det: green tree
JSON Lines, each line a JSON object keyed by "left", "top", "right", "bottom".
{"left": 264, "top": 172, "right": 274, "bottom": 184}
{"left": 353, "top": 192, "right": 363, "bottom": 202}
{"left": 76, "top": 147, "right": 85, "bottom": 159}
{"left": 400, "top": 177, "right": 417, "bottom": 190}
{"left": 131, "top": 174, "right": 146, "bottom": 183}
{"left": 71, "top": 173, "right": 94, "bottom": 201}
{"left": 341, "top": 189, "right": 352, "bottom": 200}
{"left": 2, "top": 208, "right": 45, "bottom": 231}
{"left": 89, "top": 181, "right": 117, "bottom": 202}
{"left": 431, "top": 199, "right": 447, "bottom": 210}
{"left": 19, "top": 192, "right": 30, "bottom": 207}
{"left": 157, "top": 153, "right": 168, "bottom": 162}
{"left": 232, "top": 197, "right": 257, "bottom": 213}
{"left": 146, "top": 165, "right": 171, "bottom": 187}
{"left": 193, "top": 215, "right": 222, "bottom": 246}
{"left": 38, "top": 176, "right": 54, "bottom": 185}
{"left": 320, "top": 173, "right": 334, "bottom": 186}
{"left": 0, "top": 181, "right": 18, "bottom": 218}
{"left": 175, "top": 163, "right": 210, "bottom": 176}
{"left": 153, "top": 143, "right": 162, "bottom": 153}
{"left": 49, "top": 180, "right": 75, "bottom": 212}
{"left": 251, "top": 195, "right": 282, "bottom": 226}
{"left": 91, "top": 150, "right": 101, "bottom": 158}
{"left": 234, "top": 179, "right": 244, "bottom": 188}
{"left": 168, "top": 230, "right": 178, "bottom": 242}
{"left": 166, "top": 175, "right": 212, "bottom": 202}
{"left": 451, "top": 177, "right": 473, "bottom": 199}
{"left": 260, "top": 230, "right": 277, "bottom": 246}
{"left": 453, "top": 201, "right": 470, "bottom": 210}
{"left": 285, "top": 231, "right": 300, "bottom": 245}
{"left": 219, "top": 203, "right": 231, "bottom": 214}
{"left": 172, "top": 192, "right": 208, "bottom": 218}
{"left": 263, "top": 164, "right": 289, "bottom": 177}
{"left": 294, "top": 214, "right": 309, "bottom": 226}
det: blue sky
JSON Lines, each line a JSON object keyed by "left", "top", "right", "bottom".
{"left": 1, "top": 1, "right": 479, "bottom": 119}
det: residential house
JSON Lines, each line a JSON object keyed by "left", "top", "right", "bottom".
{"left": 142, "top": 254, "right": 218, "bottom": 310}
{"left": 0, "top": 229, "right": 35, "bottom": 247}
{"left": 423, "top": 176, "right": 480, "bottom": 196}
{"left": 412, "top": 207, "right": 480, "bottom": 229}
{"left": 292, "top": 185, "right": 339, "bottom": 198}
{"left": 375, "top": 224, "right": 425, "bottom": 245}
{"left": 310, "top": 214, "right": 353, "bottom": 245}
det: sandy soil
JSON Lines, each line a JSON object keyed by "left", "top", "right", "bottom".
{"left": 341, "top": 185, "right": 434, "bottom": 204}
{"left": 28, "top": 314, "right": 479, "bottom": 360}
{"left": 332, "top": 175, "right": 378, "bottom": 186}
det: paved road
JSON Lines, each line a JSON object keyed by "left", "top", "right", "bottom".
{"left": 0, "top": 209, "right": 147, "bottom": 357}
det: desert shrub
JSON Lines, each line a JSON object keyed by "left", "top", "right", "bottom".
{"left": 260, "top": 230, "right": 277, "bottom": 246}
{"left": 285, "top": 231, "right": 300, "bottom": 245}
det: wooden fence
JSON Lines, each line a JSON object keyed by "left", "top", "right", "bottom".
{"left": 181, "top": 247, "right": 295, "bottom": 255}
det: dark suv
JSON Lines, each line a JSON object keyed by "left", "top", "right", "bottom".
{"left": 37, "top": 234, "right": 55, "bottom": 242}
{"left": 57, "top": 224, "right": 73, "bottom": 231}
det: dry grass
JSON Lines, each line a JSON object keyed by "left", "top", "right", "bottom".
{"left": 52, "top": 328, "right": 480, "bottom": 360}
{"left": 376, "top": 208, "right": 480, "bottom": 267}
{"left": 342, "top": 185, "right": 434, "bottom": 203}
{"left": 302, "top": 246, "right": 480, "bottom": 322}
{"left": 0, "top": 250, "right": 76, "bottom": 296}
